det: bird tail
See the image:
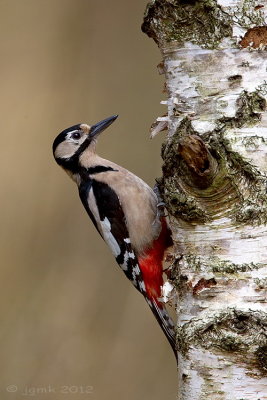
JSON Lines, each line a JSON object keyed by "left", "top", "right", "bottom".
{"left": 147, "top": 297, "right": 177, "bottom": 363}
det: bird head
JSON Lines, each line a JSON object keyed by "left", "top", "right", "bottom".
{"left": 53, "top": 115, "right": 118, "bottom": 172}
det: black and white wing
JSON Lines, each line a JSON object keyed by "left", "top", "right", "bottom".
{"left": 79, "top": 178, "right": 146, "bottom": 295}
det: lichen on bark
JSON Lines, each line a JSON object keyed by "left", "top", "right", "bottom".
{"left": 143, "top": 0, "right": 267, "bottom": 395}
{"left": 176, "top": 308, "right": 267, "bottom": 372}
{"left": 142, "top": 0, "right": 266, "bottom": 48}
{"left": 142, "top": 0, "right": 233, "bottom": 48}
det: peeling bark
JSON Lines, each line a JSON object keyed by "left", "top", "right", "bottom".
{"left": 143, "top": 0, "right": 267, "bottom": 398}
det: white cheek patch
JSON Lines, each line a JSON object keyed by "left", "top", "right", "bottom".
{"left": 54, "top": 142, "right": 75, "bottom": 160}
{"left": 55, "top": 133, "right": 87, "bottom": 160}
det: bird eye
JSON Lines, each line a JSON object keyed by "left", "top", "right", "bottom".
{"left": 72, "top": 131, "right": 81, "bottom": 140}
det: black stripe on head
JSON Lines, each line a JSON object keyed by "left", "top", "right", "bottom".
{"left": 52, "top": 124, "right": 81, "bottom": 154}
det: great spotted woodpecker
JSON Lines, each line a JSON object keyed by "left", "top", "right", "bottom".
{"left": 52, "top": 115, "right": 176, "bottom": 360}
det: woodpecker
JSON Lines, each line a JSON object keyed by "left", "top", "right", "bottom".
{"left": 52, "top": 115, "right": 176, "bottom": 360}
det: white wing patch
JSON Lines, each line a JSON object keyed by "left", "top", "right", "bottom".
{"left": 120, "top": 239, "right": 146, "bottom": 293}
{"left": 132, "top": 264, "right": 142, "bottom": 288}
{"left": 88, "top": 189, "right": 120, "bottom": 257}
{"left": 120, "top": 239, "right": 135, "bottom": 270}
{"left": 139, "top": 280, "right": 146, "bottom": 292}
{"left": 88, "top": 187, "right": 146, "bottom": 295}
{"left": 121, "top": 253, "right": 129, "bottom": 271}
{"left": 100, "top": 217, "right": 121, "bottom": 257}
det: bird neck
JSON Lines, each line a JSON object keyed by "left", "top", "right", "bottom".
{"left": 78, "top": 147, "right": 100, "bottom": 169}
{"left": 68, "top": 150, "right": 112, "bottom": 184}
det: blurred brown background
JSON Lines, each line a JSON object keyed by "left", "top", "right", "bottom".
{"left": 0, "top": 1, "right": 177, "bottom": 399}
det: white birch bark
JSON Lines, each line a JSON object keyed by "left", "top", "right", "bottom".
{"left": 143, "top": 1, "right": 267, "bottom": 399}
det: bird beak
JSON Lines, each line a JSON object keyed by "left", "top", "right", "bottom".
{"left": 89, "top": 115, "right": 118, "bottom": 138}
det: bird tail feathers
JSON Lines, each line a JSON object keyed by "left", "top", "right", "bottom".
{"left": 147, "top": 298, "right": 177, "bottom": 363}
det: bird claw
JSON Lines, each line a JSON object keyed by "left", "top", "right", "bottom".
{"left": 153, "top": 184, "right": 165, "bottom": 206}
{"left": 153, "top": 184, "right": 168, "bottom": 217}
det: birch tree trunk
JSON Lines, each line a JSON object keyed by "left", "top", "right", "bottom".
{"left": 143, "top": 1, "right": 267, "bottom": 398}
